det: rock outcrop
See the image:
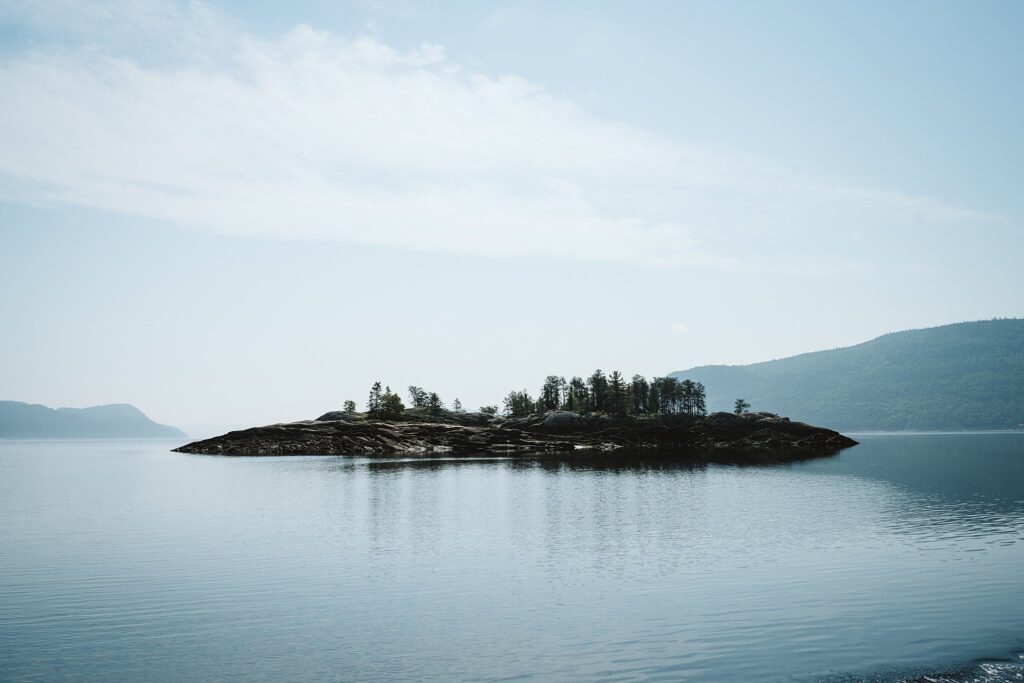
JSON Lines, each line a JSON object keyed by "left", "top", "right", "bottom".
{"left": 172, "top": 410, "right": 857, "bottom": 457}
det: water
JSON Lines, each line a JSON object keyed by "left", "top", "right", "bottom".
{"left": 1, "top": 434, "right": 1023, "bottom": 682}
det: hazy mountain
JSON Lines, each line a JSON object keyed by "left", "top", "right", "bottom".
{"left": 671, "top": 319, "right": 1024, "bottom": 431}
{"left": 0, "top": 401, "right": 186, "bottom": 439}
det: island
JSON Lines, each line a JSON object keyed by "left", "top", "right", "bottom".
{"left": 173, "top": 408, "right": 857, "bottom": 456}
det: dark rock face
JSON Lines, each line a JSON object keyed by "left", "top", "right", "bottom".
{"left": 172, "top": 410, "right": 857, "bottom": 457}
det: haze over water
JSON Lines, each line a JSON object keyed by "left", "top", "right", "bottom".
{"left": 2, "top": 433, "right": 1022, "bottom": 682}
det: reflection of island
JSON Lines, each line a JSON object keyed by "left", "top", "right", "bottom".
{"left": 173, "top": 409, "right": 857, "bottom": 457}
{"left": 361, "top": 448, "right": 848, "bottom": 474}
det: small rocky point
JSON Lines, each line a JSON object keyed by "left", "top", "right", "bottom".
{"left": 173, "top": 409, "right": 858, "bottom": 457}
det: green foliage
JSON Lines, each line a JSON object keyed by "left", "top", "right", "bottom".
{"left": 587, "top": 370, "right": 608, "bottom": 412}
{"left": 378, "top": 386, "right": 405, "bottom": 420}
{"left": 408, "top": 386, "right": 428, "bottom": 408}
{"left": 502, "top": 371, "right": 706, "bottom": 418}
{"left": 607, "top": 371, "right": 627, "bottom": 415}
{"left": 479, "top": 405, "right": 498, "bottom": 415}
{"left": 368, "top": 383, "right": 404, "bottom": 419}
{"left": 343, "top": 400, "right": 357, "bottom": 413}
{"left": 452, "top": 398, "right": 464, "bottom": 413}
{"left": 539, "top": 375, "right": 566, "bottom": 412}
{"left": 503, "top": 390, "right": 535, "bottom": 417}
{"left": 367, "top": 382, "right": 383, "bottom": 416}
{"left": 734, "top": 398, "right": 751, "bottom": 414}
{"left": 671, "top": 319, "right": 1024, "bottom": 430}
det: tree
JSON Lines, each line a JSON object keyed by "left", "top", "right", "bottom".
{"left": 343, "top": 400, "right": 357, "bottom": 413}
{"left": 479, "top": 405, "right": 498, "bottom": 416}
{"left": 607, "top": 370, "right": 627, "bottom": 415}
{"left": 628, "top": 375, "right": 649, "bottom": 415}
{"left": 539, "top": 375, "right": 565, "bottom": 412}
{"left": 734, "top": 398, "right": 751, "bottom": 414}
{"left": 503, "top": 390, "right": 534, "bottom": 417}
{"left": 680, "top": 379, "right": 695, "bottom": 415}
{"left": 587, "top": 370, "right": 608, "bottom": 412}
{"left": 693, "top": 382, "right": 708, "bottom": 416}
{"left": 564, "top": 376, "right": 589, "bottom": 412}
{"left": 367, "top": 381, "right": 383, "bottom": 417}
{"left": 426, "top": 392, "right": 444, "bottom": 414}
{"left": 408, "top": 386, "right": 428, "bottom": 408}
{"left": 379, "top": 386, "right": 405, "bottom": 419}
{"left": 452, "top": 398, "right": 464, "bottom": 413}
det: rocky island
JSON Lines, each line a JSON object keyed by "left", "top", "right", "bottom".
{"left": 173, "top": 408, "right": 857, "bottom": 457}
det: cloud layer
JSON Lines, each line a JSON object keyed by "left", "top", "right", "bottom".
{"left": 0, "top": 1, "right": 995, "bottom": 267}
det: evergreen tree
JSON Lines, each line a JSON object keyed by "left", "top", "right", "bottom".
{"left": 503, "top": 390, "right": 534, "bottom": 417}
{"left": 479, "top": 405, "right": 498, "bottom": 416}
{"left": 408, "top": 386, "right": 428, "bottom": 408}
{"left": 565, "top": 376, "right": 589, "bottom": 412}
{"left": 628, "top": 375, "right": 649, "bottom": 414}
{"left": 680, "top": 379, "right": 695, "bottom": 415}
{"left": 452, "top": 398, "right": 464, "bottom": 413}
{"left": 607, "top": 370, "right": 627, "bottom": 415}
{"left": 693, "top": 382, "right": 708, "bottom": 416}
{"left": 343, "top": 400, "right": 357, "bottom": 413}
{"left": 379, "top": 386, "right": 405, "bottom": 419}
{"left": 426, "top": 392, "right": 444, "bottom": 414}
{"left": 734, "top": 398, "right": 751, "bottom": 414}
{"left": 367, "top": 381, "right": 383, "bottom": 417}
{"left": 539, "top": 375, "right": 565, "bottom": 412}
{"left": 587, "top": 370, "right": 608, "bottom": 412}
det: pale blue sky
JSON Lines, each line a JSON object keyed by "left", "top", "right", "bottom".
{"left": 1, "top": 1, "right": 1021, "bottom": 432}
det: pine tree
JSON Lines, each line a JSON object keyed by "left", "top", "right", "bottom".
{"left": 503, "top": 390, "right": 534, "bottom": 417}
{"left": 453, "top": 398, "right": 464, "bottom": 413}
{"left": 539, "top": 375, "right": 564, "bottom": 412}
{"left": 408, "top": 386, "right": 428, "bottom": 408}
{"left": 379, "top": 386, "right": 405, "bottom": 419}
{"left": 607, "top": 370, "right": 627, "bottom": 415}
{"left": 734, "top": 398, "right": 751, "bottom": 415}
{"left": 693, "top": 382, "right": 708, "bottom": 416}
{"left": 426, "top": 392, "right": 444, "bottom": 414}
{"left": 343, "top": 400, "right": 357, "bottom": 413}
{"left": 565, "top": 376, "right": 589, "bottom": 412}
{"left": 629, "top": 375, "right": 649, "bottom": 415}
{"left": 587, "top": 370, "right": 608, "bottom": 412}
{"left": 367, "top": 382, "right": 383, "bottom": 417}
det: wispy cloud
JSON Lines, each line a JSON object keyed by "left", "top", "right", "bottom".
{"left": 0, "top": 0, "right": 998, "bottom": 267}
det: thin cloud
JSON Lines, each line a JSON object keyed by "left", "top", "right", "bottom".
{"left": 0, "top": 1, "right": 997, "bottom": 268}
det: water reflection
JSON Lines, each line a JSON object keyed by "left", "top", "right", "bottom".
{"left": 357, "top": 445, "right": 845, "bottom": 473}
{"left": 1, "top": 435, "right": 1023, "bottom": 683}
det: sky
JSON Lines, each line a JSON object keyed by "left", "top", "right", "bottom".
{"left": 1, "top": 0, "right": 1022, "bottom": 433}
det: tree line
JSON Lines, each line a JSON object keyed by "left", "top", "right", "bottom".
{"left": 504, "top": 370, "right": 708, "bottom": 418}
{"left": 344, "top": 373, "right": 752, "bottom": 420}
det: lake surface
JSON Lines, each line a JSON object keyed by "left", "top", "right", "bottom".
{"left": 1, "top": 434, "right": 1023, "bottom": 682}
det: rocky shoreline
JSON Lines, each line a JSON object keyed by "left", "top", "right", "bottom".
{"left": 173, "top": 410, "right": 858, "bottom": 457}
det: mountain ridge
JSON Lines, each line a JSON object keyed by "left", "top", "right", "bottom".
{"left": 670, "top": 319, "right": 1024, "bottom": 431}
{"left": 0, "top": 400, "right": 186, "bottom": 439}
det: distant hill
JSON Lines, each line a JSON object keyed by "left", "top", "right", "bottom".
{"left": 0, "top": 401, "right": 186, "bottom": 439}
{"left": 670, "top": 319, "right": 1024, "bottom": 431}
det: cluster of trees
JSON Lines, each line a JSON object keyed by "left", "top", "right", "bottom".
{"left": 365, "top": 382, "right": 405, "bottom": 419}
{"left": 345, "top": 374, "right": 741, "bottom": 422}
{"left": 503, "top": 370, "right": 708, "bottom": 418}
{"left": 345, "top": 384, "right": 466, "bottom": 419}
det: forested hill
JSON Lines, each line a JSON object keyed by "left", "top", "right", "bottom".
{"left": 0, "top": 401, "right": 186, "bottom": 439}
{"left": 670, "top": 319, "right": 1024, "bottom": 431}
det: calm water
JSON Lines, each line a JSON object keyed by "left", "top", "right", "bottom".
{"left": 1, "top": 434, "right": 1023, "bottom": 682}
